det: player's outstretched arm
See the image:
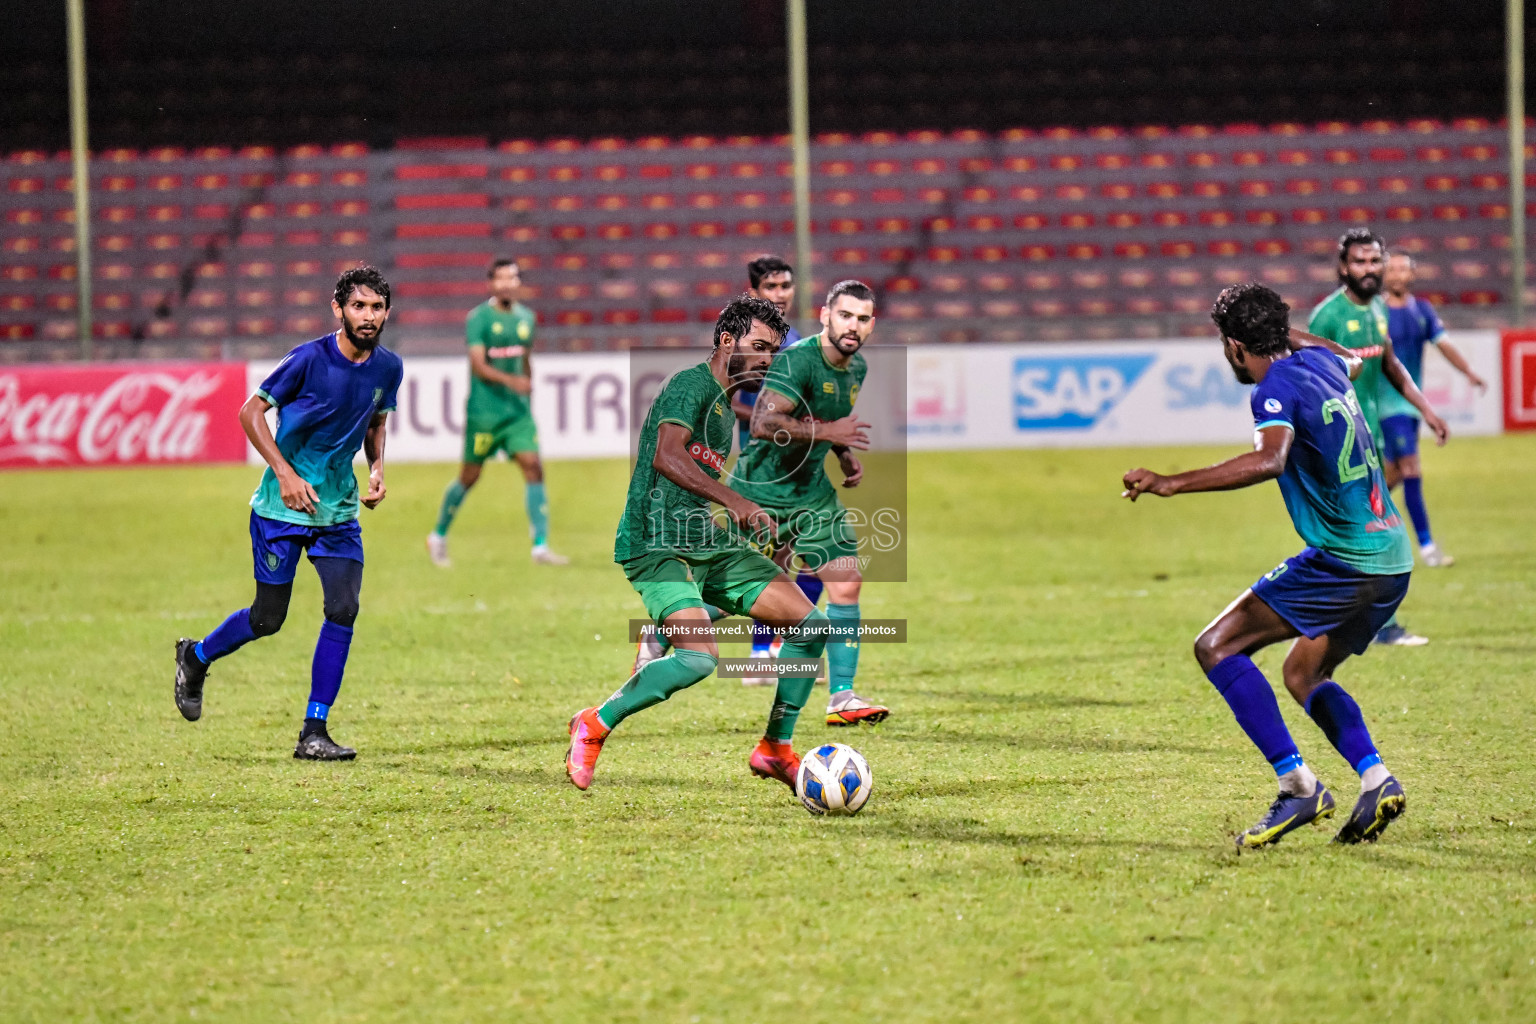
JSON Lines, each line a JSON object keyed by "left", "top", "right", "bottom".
{"left": 652, "top": 423, "right": 776, "bottom": 538}
{"left": 1123, "top": 426, "right": 1293, "bottom": 501}
{"left": 239, "top": 393, "right": 319, "bottom": 514}
{"left": 749, "top": 388, "right": 871, "bottom": 449}
{"left": 1436, "top": 338, "right": 1489, "bottom": 393}
{"left": 469, "top": 344, "right": 531, "bottom": 394}
{"left": 362, "top": 411, "right": 388, "bottom": 509}
{"left": 1379, "top": 336, "right": 1450, "bottom": 445}
{"left": 1287, "top": 329, "right": 1363, "bottom": 380}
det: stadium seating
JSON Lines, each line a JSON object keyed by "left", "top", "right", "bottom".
{"left": 2, "top": 119, "right": 1528, "bottom": 354}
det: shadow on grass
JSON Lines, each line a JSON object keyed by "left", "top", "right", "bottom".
{"left": 908, "top": 689, "right": 1140, "bottom": 709}
{"left": 882, "top": 730, "right": 1220, "bottom": 756}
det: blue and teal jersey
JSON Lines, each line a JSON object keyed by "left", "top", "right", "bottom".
{"left": 1251, "top": 346, "right": 1413, "bottom": 575}
{"left": 1378, "top": 295, "right": 1446, "bottom": 420}
{"left": 736, "top": 325, "right": 801, "bottom": 444}
{"left": 251, "top": 334, "right": 403, "bottom": 527}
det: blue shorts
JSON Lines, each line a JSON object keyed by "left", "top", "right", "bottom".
{"left": 1250, "top": 547, "right": 1410, "bottom": 656}
{"left": 250, "top": 512, "right": 363, "bottom": 585}
{"left": 1379, "top": 414, "right": 1420, "bottom": 462}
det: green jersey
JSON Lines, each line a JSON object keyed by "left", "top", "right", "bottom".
{"left": 613, "top": 362, "right": 733, "bottom": 562}
{"left": 733, "top": 334, "right": 867, "bottom": 508}
{"left": 1306, "top": 288, "right": 1390, "bottom": 432}
{"left": 465, "top": 299, "right": 535, "bottom": 424}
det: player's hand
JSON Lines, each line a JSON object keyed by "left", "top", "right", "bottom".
{"left": 1424, "top": 410, "right": 1450, "bottom": 446}
{"left": 820, "top": 415, "right": 872, "bottom": 450}
{"left": 838, "top": 450, "right": 863, "bottom": 487}
{"left": 362, "top": 471, "right": 387, "bottom": 509}
{"left": 278, "top": 469, "right": 319, "bottom": 513}
{"left": 1121, "top": 468, "right": 1174, "bottom": 501}
{"left": 728, "top": 500, "right": 777, "bottom": 545}
{"left": 1468, "top": 372, "right": 1489, "bottom": 394}
{"left": 507, "top": 375, "right": 532, "bottom": 395}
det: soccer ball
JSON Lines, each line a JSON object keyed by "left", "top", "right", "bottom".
{"left": 796, "top": 743, "right": 872, "bottom": 816}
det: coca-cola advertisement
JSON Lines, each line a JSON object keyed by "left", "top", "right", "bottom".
{"left": 0, "top": 362, "right": 248, "bottom": 469}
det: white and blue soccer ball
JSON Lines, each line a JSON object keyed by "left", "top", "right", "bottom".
{"left": 796, "top": 743, "right": 873, "bottom": 816}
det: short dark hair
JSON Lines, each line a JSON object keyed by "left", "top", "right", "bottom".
{"left": 825, "top": 279, "right": 875, "bottom": 309}
{"left": 334, "top": 265, "right": 391, "bottom": 309}
{"left": 1337, "top": 227, "right": 1385, "bottom": 262}
{"left": 747, "top": 255, "right": 793, "bottom": 289}
{"left": 713, "top": 294, "right": 790, "bottom": 349}
{"left": 488, "top": 257, "right": 519, "bottom": 279}
{"left": 1210, "top": 282, "right": 1291, "bottom": 358}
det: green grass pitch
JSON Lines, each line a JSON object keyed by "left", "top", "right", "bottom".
{"left": 2, "top": 437, "right": 1534, "bottom": 1022}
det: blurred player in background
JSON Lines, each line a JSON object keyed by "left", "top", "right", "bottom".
{"left": 735, "top": 280, "right": 891, "bottom": 726}
{"left": 731, "top": 255, "right": 822, "bottom": 684}
{"left": 174, "top": 267, "right": 404, "bottom": 761}
{"left": 428, "top": 258, "right": 567, "bottom": 567}
{"left": 1378, "top": 252, "right": 1488, "bottom": 567}
{"left": 1306, "top": 228, "right": 1448, "bottom": 646}
{"left": 1124, "top": 283, "right": 1433, "bottom": 848}
{"left": 565, "top": 295, "right": 830, "bottom": 793}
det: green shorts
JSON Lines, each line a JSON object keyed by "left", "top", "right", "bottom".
{"left": 620, "top": 547, "right": 785, "bottom": 624}
{"left": 749, "top": 489, "right": 858, "bottom": 572}
{"left": 464, "top": 415, "right": 539, "bottom": 463}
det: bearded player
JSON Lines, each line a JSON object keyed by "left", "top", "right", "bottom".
{"left": 174, "top": 267, "right": 404, "bottom": 760}
{"left": 1378, "top": 252, "right": 1488, "bottom": 567}
{"left": 1124, "top": 283, "right": 1442, "bottom": 848}
{"left": 733, "top": 279, "right": 891, "bottom": 726}
{"left": 1307, "top": 228, "right": 1449, "bottom": 646}
{"left": 564, "top": 295, "right": 831, "bottom": 794}
{"left": 427, "top": 258, "right": 567, "bottom": 567}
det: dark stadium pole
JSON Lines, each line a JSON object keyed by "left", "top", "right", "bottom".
{"left": 66, "top": 0, "right": 93, "bottom": 358}
{"left": 1510, "top": 0, "right": 1526, "bottom": 327}
{"left": 787, "top": 0, "right": 814, "bottom": 327}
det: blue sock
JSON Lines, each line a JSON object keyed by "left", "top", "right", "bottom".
{"left": 796, "top": 571, "right": 824, "bottom": 607}
{"left": 751, "top": 620, "right": 775, "bottom": 656}
{"left": 306, "top": 701, "right": 330, "bottom": 721}
{"left": 1402, "top": 476, "right": 1432, "bottom": 546}
{"left": 1206, "top": 654, "right": 1303, "bottom": 776}
{"left": 309, "top": 620, "right": 353, "bottom": 713}
{"left": 1303, "top": 681, "right": 1381, "bottom": 775}
{"left": 199, "top": 608, "right": 257, "bottom": 664}
{"left": 525, "top": 481, "right": 549, "bottom": 547}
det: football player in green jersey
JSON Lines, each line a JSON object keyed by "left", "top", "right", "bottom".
{"left": 564, "top": 295, "right": 832, "bottom": 796}
{"left": 735, "top": 280, "right": 892, "bottom": 727}
{"left": 1307, "top": 228, "right": 1450, "bottom": 646}
{"left": 428, "top": 258, "right": 567, "bottom": 567}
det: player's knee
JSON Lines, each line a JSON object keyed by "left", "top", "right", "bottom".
{"left": 323, "top": 593, "right": 360, "bottom": 628}
{"left": 459, "top": 464, "right": 481, "bottom": 488}
{"left": 671, "top": 647, "right": 718, "bottom": 683}
{"left": 1192, "top": 628, "right": 1225, "bottom": 672}
{"left": 791, "top": 607, "right": 832, "bottom": 656}
{"left": 249, "top": 593, "right": 289, "bottom": 637}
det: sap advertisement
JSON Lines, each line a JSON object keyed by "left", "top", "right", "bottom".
{"left": 244, "top": 332, "right": 1504, "bottom": 465}
{"left": 905, "top": 332, "right": 1503, "bottom": 451}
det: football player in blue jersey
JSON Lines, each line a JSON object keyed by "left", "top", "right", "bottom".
{"left": 1123, "top": 283, "right": 1448, "bottom": 849}
{"left": 174, "top": 266, "right": 404, "bottom": 761}
{"left": 1379, "top": 252, "right": 1489, "bottom": 568}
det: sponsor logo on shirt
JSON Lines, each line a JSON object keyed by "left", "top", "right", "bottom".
{"left": 487, "top": 345, "right": 526, "bottom": 359}
{"left": 1264, "top": 397, "right": 1283, "bottom": 413}
{"left": 1012, "top": 354, "right": 1154, "bottom": 430}
{"left": 822, "top": 381, "right": 836, "bottom": 393}
{"left": 688, "top": 442, "right": 726, "bottom": 471}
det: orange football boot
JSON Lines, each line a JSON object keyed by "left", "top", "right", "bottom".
{"left": 748, "top": 738, "right": 801, "bottom": 791}
{"left": 565, "top": 707, "right": 610, "bottom": 790}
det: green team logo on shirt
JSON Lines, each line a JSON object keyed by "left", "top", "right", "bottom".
{"left": 517, "top": 320, "right": 531, "bottom": 340}
{"left": 492, "top": 322, "right": 504, "bottom": 334}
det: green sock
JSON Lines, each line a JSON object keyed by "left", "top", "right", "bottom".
{"left": 826, "top": 601, "right": 861, "bottom": 696}
{"left": 765, "top": 608, "right": 830, "bottom": 742}
{"left": 434, "top": 480, "right": 468, "bottom": 537}
{"left": 597, "top": 648, "right": 717, "bottom": 729}
{"left": 525, "top": 482, "right": 549, "bottom": 546}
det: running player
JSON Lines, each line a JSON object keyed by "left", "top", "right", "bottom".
{"left": 731, "top": 255, "right": 820, "bottom": 683}
{"left": 174, "top": 266, "right": 404, "bottom": 760}
{"left": 1378, "top": 252, "right": 1488, "bottom": 567}
{"left": 428, "top": 258, "right": 567, "bottom": 567}
{"left": 564, "top": 295, "right": 831, "bottom": 794}
{"left": 1123, "top": 283, "right": 1445, "bottom": 847}
{"left": 1306, "top": 227, "right": 1447, "bottom": 646}
{"left": 734, "top": 279, "right": 891, "bottom": 726}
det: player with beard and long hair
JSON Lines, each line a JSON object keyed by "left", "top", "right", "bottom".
{"left": 732, "top": 280, "right": 891, "bottom": 727}
{"left": 173, "top": 266, "right": 404, "bottom": 760}
{"left": 1123, "top": 283, "right": 1434, "bottom": 848}
{"left": 1307, "top": 228, "right": 1449, "bottom": 645}
{"left": 563, "top": 295, "right": 831, "bottom": 795}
